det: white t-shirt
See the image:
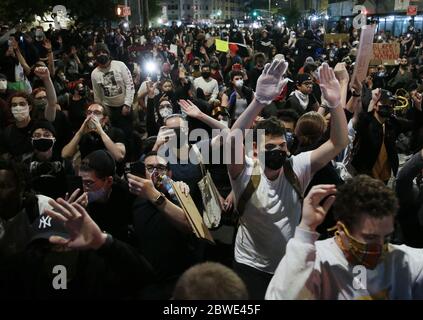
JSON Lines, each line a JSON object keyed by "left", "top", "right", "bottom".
{"left": 266, "top": 227, "right": 423, "bottom": 300}
{"left": 193, "top": 77, "right": 219, "bottom": 101}
{"left": 91, "top": 60, "right": 135, "bottom": 108}
{"left": 231, "top": 152, "right": 312, "bottom": 274}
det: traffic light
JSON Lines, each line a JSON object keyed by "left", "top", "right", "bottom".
{"left": 253, "top": 10, "right": 258, "bottom": 17}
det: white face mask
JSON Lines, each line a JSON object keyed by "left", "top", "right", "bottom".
{"left": 0, "top": 80, "right": 7, "bottom": 90}
{"left": 234, "top": 79, "right": 244, "bottom": 88}
{"left": 159, "top": 106, "right": 173, "bottom": 119}
{"left": 12, "top": 105, "right": 30, "bottom": 122}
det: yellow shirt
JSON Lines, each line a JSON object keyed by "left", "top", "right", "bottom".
{"left": 371, "top": 123, "right": 391, "bottom": 182}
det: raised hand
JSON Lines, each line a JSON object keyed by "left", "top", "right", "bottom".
{"left": 34, "top": 66, "right": 51, "bottom": 81}
{"left": 298, "top": 185, "right": 337, "bottom": 232}
{"left": 45, "top": 199, "right": 106, "bottom": 250}
{"left": 318, "top": 63, "right": 341, "bottom": 108}
{"left": 153, "top": 126, "right": 177, "bottom": 151}
{"left": 178, "top": 99, "right": 202, "bottom": 118}
{"left": 255, "top": 59, "right": 289, "bottom": 105}
{"left": 65, "top": 188, "right": 88, "bottom": 207}
{"left": 334, "top": 62, "right": 349, "bottom": 84}
{"left": 412, "top": 91, "right": 422, "bottom": 111}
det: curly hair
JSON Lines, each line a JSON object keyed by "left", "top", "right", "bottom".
{"left": 173, "top": 262, "right": 248, "bottom": 300}
{"left": 333, "top": 175, "right": 398, "bottom": 230}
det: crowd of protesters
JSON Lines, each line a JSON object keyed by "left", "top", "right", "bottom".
{"left": 0, "top": 18, "right": 422, "bottom": 300}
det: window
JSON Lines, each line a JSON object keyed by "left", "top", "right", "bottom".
{"left": 206, "top": 5, "right": 208, "bottom": 10}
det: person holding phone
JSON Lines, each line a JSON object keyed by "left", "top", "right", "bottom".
{"left": 128, "top": 151, "right": 201, "bottom": 299}
{"left": 61, "top": 103, "right": 126, "bottom": 163}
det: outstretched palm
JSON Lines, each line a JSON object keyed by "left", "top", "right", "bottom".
{"left": 179, "top": 99, "right": 201, "bottom": 118}
{"left": 255, "top": 59, "right": 289, "bottom": 105}
{"left": 319, "top": 63, "right": 341, "bottom": 108}
{"left": 45, "top": 198, "right": 105, "bottom": 250}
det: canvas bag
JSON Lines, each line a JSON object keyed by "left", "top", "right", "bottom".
{"left": 192, "top": 144, "right": 223, "bottom": 229}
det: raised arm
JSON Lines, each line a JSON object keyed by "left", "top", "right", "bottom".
{"left": 34, "top": 66, "right": 59, "bottom": 122}
{"left": 310, "top": 63, "right": 349, "bottom": 176}
{"left": 227, "top": 59, "right": 289, "bottom": 179}
{"left": 266, "top": 185, "right": 336, "bottom": 300}
{"left": 179, "top": 99, "right": 227, "bottom": 129}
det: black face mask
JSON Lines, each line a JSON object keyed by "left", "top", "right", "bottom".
{"left": 202, "top": 71, "right": 211, "bottom": 79}
{"left": 193, "top": 65, "right": 200, "bottom": 70}
{"left": 33, "top": 98, "right": 48, "bottom": 111}
{"left": 96, "top": 54, "right": 110, "bottom": 65}
{"left": 265, "top": 149, "right": 287, "bottom": 170}
{"left": 32, "top": 138, "right": 55, "bottom": 152}
{"left": 377, "top": 105, "right": 393, "bottom": 119}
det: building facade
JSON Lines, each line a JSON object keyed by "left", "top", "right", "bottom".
{"left": 160, "top": 0, "right": 244, "bottom": 23}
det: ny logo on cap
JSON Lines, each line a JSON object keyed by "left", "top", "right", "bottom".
{"left": 39, "top": 216, "right": 52, "bottom": 229}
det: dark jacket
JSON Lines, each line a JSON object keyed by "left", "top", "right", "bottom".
{"left": 395, "top": 151, "right": 423, "bottom": 247}
{"left": 352, "top": 112, "right": 411, "bottom": 176}
{"left": 225, "top": 86, "right": 254, "bottom": 120}
{"left": 0, "top": 238, "right": 155, "bottom": 299}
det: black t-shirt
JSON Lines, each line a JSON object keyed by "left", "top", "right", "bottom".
{"left": 78, "top": 126, "right": 125, "bottom": 160}
{"left": 0, "top": 121, "right": 35, "bottom": 159}
{"left": 132, "top": 198, "right": 202, "bottom": 282}
{"left": 67, "top": 98, "right": 89, "bottom": 133}
{"left": 87, "top": 181, "right": 135, "bottom": 243}
{"left": 52, "top": 110, "right": 73, "bottom": 159}
{"left": 25, "top": 153, "right": 74, "bottom": 200}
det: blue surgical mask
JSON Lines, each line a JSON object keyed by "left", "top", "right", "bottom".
{"left": 87, "top": 187, "right": 108, "bottom": 203}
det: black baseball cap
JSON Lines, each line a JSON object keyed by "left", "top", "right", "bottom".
{"left": 31, "top": 120, "right": 57, "bottom": 137}
{"left": 30, "top": 213, "right": 69, "bottom": 243}
{"left": 296, "top": 74, "right": 313, "bottom": 85}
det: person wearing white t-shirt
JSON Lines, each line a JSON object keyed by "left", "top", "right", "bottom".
{"left": 91, "top": 43, "right": 135, "bottom": 158}
{"left": 227, "top": 59, "right": 350, "bottom": 299}
{"left": 193, "top": 64, "right": 218, "bottom": 103}
{"left": 266, "top": 176, "right": 423, "bottom": 300}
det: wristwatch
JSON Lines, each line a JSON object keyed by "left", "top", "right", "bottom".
{"left": 153, "top": 192, "right": 167, "bottom": 206}
{"left": 102, "top": 232, "right": 114, "bottom": 249}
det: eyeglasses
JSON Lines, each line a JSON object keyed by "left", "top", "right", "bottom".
{"left": 301, "top": 82, "right": 313, "bottom": 87}
{"left": 145, "top": 164, "right": 167, "bottom": 173}
{"left": 87, "top": 110, "right": 103, "bottom": 116}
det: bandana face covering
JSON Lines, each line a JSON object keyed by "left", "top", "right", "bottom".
{"left": 331, "top": 222, "right": 388, "bottom": 270}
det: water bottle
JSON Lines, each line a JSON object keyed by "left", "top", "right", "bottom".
{"left": 156, "top": 175, "right": 179, "bottom": 203}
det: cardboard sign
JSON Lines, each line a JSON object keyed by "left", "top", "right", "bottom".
{"left": 371, "top": 43, "right": 400, "bottom": 65}
{"left": 351, "top": 24, "right": 376, "bottom": 84}
{"left": 172, "top": 182, "right": 215, "bottom": 244}
{"left": 215, "top": 39, "right": 229, "bottom": 53}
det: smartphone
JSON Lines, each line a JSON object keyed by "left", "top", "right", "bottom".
{"left": 125, "top": 161, "right": 146, "bottom": 179}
